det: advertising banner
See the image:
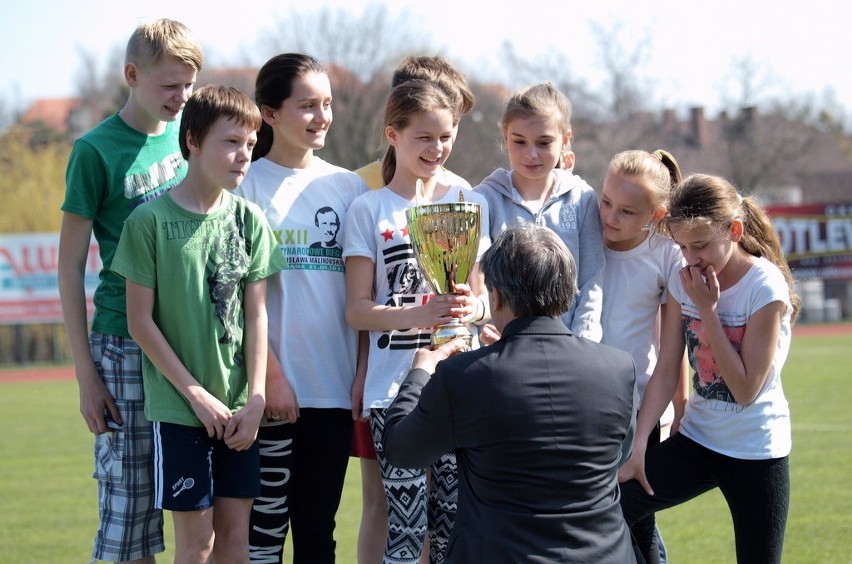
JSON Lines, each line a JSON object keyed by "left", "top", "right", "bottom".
{"left": 0, "top": 233, "right": 101, "bottom": 324}
{"left": 3, "top": 204, "right": 850, "bottom": 325}
{"left": 767, "top": 202, "right": 852, "bottom": 280}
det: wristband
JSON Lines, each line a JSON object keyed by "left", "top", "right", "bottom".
{"left": 473, "top": 297, "right": 485, "bottom": 323}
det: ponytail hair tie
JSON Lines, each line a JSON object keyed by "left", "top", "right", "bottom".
{"left": 736, "top": 193, "right": 744, "bottom": 204}
{"left": 651, "top": 149, "right": 664, "bottom": 161}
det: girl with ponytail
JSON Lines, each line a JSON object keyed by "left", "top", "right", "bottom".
{"left": 342, "top": 79, "right": 490, "bottom": 563}
{"left": 619, "top": 173, "right": 798, "bottom": 564}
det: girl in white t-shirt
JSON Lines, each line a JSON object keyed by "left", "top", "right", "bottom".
{"left": 618, "top": 173, "right": 801, "bottom": 564}
{"left": 343, "top": 79, "right": 490, "bottom": 564}
{"left": 601, "top": 149, "right": 689, "bottom": 433}
{"left": 235, "top": 53, "right": 368, "bottom": 563}
{"left": 599, "top": 149, "right": 689, "bottom": 562}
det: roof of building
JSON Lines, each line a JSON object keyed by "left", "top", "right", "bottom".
{"left": 19, "top": 97, "right": 82, "bottom": 133}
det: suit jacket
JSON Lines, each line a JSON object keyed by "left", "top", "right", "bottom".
{"left": 384, "top": 316, "right": 637, "bottom": 563}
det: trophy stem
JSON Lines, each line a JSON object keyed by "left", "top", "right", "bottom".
{"left": 432, "top": 319, "right": 472, "bottom": 349}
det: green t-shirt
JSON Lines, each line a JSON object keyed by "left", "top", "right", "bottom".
{"left": 112, "top": 192, "right": 286, "bottom": 426}
{"left": 63, "top": 114, "right": 186, "bottom": 337}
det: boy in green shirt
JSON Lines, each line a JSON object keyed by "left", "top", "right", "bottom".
{"left": 113, "top": 84, "right": 285, "bottom": 562}
{"left": 58, "top": 19, "right": 202, "bottom": 563}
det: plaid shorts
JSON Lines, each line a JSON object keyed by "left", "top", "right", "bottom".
{"left": 89, "top": 333, "right": 164, "bottom": 562}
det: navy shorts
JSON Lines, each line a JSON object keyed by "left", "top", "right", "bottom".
{"left": 152, "top": 421, "right": 260, "bottom": 511}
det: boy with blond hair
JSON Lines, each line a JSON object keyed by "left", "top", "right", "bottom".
{"left": 113, "top": 84, "right": 285, "bottom": 564}
{"left": 58, "top": 18, "right": 202, "bottom": 563}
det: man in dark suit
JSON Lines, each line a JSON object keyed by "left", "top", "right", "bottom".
{"left": 383, "top": 224, "right": 637, "bottom": 563}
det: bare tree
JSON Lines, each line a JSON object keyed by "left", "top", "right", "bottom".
{"left": 261, "top": 4, "right": 423, "bottom": 81}
{"left": 494, "top": 40, "right": 598, "bottom": 119}
{"left": 448, "top": 81, "right": 509, "bottom": 184}
{"left": 815, "top": 94, "right": 852, "bottom": 162}
{"left": 815, "top": 93, "right": 851, "bottom": 138}
{"left": 590, "top": 22, "right": 654, "bottom": 121}
{"left": 722, "top": 103, "right": 818, "bottom": 195}
{"left": 0, "top": 97, "right": 14, "bottom": 134}
{"left": 717, "top": 58, "right": 823, "bottom": 195}
{"left": 73, "top": 47, "right": 127, "bottom": 131}
{"left": 564, "top": 23, "right": 661, "bottom": 185}
{"left": 325, "top": 68, "right": 390, "bottom": 170}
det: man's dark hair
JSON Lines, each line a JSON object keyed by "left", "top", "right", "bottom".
{"left": 480, "top": 225, "right": 577, "bottom": 317}
{"left": 314, "top": 206, "right": 339, "bottom": 227}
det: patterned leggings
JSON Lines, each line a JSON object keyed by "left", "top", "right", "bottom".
{"left": 249, "top": 409, "right": 352, "bottom": 564}
{"left": 371, "top": 409, "right": 458, "bottom": 564}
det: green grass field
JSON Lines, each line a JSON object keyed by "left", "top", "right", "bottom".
{"left": 1, "top": 333, "right": 849, "bottom": 563}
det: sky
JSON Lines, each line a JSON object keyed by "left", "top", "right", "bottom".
{"left": 2, "top": 0, "right": 851, "bottom": 121}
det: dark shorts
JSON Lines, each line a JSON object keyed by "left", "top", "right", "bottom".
{"left": 152, "top": 421, "right": 260, "bottom": 511}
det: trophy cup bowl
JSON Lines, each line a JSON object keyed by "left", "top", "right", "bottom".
{"left": 406, "top": 200, "right": 481, "bottom": 348}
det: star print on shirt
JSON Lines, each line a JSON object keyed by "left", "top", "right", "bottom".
{"left": 401, "top": 226, "right": 409, "bottom": 237}
{"left": 381, "top": 228, "right": 395, "bottom": 241}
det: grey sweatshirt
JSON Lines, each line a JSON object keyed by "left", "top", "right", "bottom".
{"left": 474, "top": 168, "right": 604, "bottom": 341}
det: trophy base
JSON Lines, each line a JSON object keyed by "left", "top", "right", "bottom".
{"left": 432, "top": 321, "right": 472, "bottom": 350}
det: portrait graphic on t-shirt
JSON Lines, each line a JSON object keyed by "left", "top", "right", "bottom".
{"left": 280, "top": 205, "right": 344, "bottom": 272}
{"left": 683, "top": 315, "right": 746, "bottom": 412}
{"left": 310, "top": 206, "right": 342, "bottom": 250}
{"left": 376, "top": 222, "right": 431, "bottom": 351}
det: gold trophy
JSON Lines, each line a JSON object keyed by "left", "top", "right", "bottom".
{"left": 406, "top": 190, "right": 481, "bottom": 348}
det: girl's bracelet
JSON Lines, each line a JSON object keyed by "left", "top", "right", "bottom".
{"left": 473, "top": 296, "right": 486, "bottom": 323}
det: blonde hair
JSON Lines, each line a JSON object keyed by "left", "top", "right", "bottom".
{"left": 661, "top": 174, "right": 801, "bottom": 322}
{"left": 501, "top": 82, "right": 571, "bottom": 133}
{"left": 608, "top": 149, "right": 682, "bottom": 212}
{"left": 126, "top": 19, "right": 203, "bottom": 71}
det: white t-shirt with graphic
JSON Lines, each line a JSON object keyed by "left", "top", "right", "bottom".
{"left": 236, "top": 157, "right": 368, "bottom": 409}
{"left": 673, "top": 257, "right": 793, "bottom": 459}
{"left": 343, "top": 186, "right": 490, "bottom": 410}
{"left": 601, "top": 234, "right": 685, "bottom": 425}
